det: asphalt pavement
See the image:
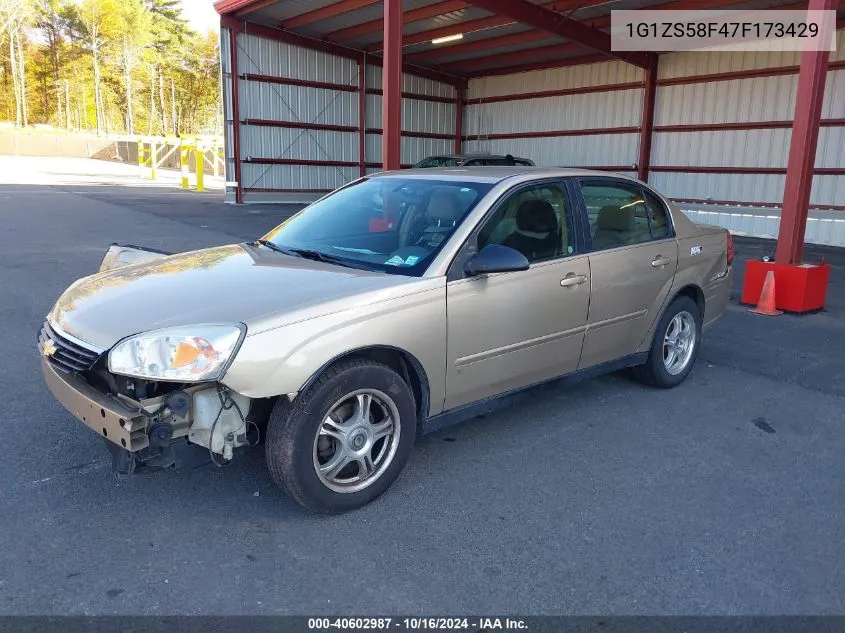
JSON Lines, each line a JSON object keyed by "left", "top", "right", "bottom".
{"left": 0, "top": 156, "right": 843, "bottom": 615}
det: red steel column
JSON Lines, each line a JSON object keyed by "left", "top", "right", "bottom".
{"left": 637, "top": 58, "right": 657, "bottom": 183}
{"left": 454, "top": 86, "right": 464, "bottom": 154}
{"left": 381, "top": 0, "right": 402, "bottom": 170}
{"left": 229, "top": 26, "right": 243, "bottom": 203}
{"left": 358, "top": 57, "right": 366, "bottom": 177}
{"left": 775, "top": 0, "right": 835, "bottom": 264}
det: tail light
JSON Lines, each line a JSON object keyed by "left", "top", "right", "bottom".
{"left": 726, "top": 230, "right": 734, "bottom": 266}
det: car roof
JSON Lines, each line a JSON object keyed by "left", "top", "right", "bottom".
{"left": 371, "top": 167, "right": 639, "bottom": 184}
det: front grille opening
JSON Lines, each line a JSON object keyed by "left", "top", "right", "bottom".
{"left": 39, "top": 322, "right": 102, "bottom": 373}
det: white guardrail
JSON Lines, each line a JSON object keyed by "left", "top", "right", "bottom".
{"left": 680, "top": 208, "right": 845, "bottom": 248}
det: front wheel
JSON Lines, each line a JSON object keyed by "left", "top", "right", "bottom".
{"left": 265, "top": 359, "right": 416, "bottom": 513}
{"left": 633, "top": 295, "right": 702, "bottom": 388}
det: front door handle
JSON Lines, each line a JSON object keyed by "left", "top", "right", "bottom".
{"left": 651, "top": 256, "right": 672, "bottom": 268}
{"left": 560, "top": 274, "right": 588, "bottom": 288}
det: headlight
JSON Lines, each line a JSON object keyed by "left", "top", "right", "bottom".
{"left": 108, "top": 324, "right": 245, "bottom": 381}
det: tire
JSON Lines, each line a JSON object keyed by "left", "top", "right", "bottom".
{"left": 265, "top": 358, "right": 416, "bottom": 513}
{"left": 633, "top": 295, "right": 702, "bottom": 388}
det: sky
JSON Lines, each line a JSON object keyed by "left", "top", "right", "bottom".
{"left": 179, "top": 0, "right": 220, "bottom": 34}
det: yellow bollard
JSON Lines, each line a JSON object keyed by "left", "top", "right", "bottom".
{"left": 137, "top": 139, "right": 145, "bottom": 177}
{"left": 150, "top": 142, "right": 157, "bottom": 180}
{"left": 194, "top": 148, "right": 204, "bottom": 192}
{"left": 213, "top": 146, "right": 221, "bottom": 177}
{"left": 180, "top": 144, "right": 190, "bottom": 190}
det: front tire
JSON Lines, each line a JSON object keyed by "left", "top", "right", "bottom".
{"left": 265, "top": 359, "right": 416, "bottom": 513}
{"left": 633, "top": 295, "right": 702, "bottom": 388}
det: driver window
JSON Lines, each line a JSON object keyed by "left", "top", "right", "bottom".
{"left": 477, "top": 182, "right": 574, "bottom": 264}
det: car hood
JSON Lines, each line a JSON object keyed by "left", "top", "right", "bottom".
{"left": 50, "top": 243, "right": 412, "bottom": 350}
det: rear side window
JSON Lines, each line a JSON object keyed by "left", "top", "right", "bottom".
{"left": 580, "top": 182, "right": 651, "bottom": 250}
{"left": 643, "top": 190, "right": 671, "bottom": 238}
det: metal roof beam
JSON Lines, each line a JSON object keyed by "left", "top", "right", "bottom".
{"left": 405, "top": 0, "right": 758, "bottom": 62}
{"left": 366, "top": 0, "right": 589, "bottom": 52}
{"left": 460, "top": 0, "right": 652, "bottom": 68}
{"left": 232, "top": 0, "right": 278, "bottom": 17}
{"left": 468, "top": 54, "right": 608, "bottom": 78}
{"left": 214, "top": 0, "right": 262, "bottom": 14}
{"left": 282, "top": 0, "right": 381, "bottom": 29}
{"left": 372, "top": 14, "right": 507, "bottom": 52}
{"left": 442, "top": 42, "right": 582, "bottom": 72}
{"left": 408, "top": 30, "right": 551, "bottom": 63}
{"left": 327, "top": 0, "right": 470, "bottom": 42}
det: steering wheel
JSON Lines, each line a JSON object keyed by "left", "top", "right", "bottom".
{"left": 398, "top": 205, "right": 426, "bottom": 248}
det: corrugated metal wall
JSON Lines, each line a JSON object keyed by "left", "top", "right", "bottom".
{"left": 220, "top": 26, "right": 235, "bottom": 202}
{"left": 236, "top": 32, "right": 359, "bottom": 201}
{"left": 682, "top": 207, "right": 845, "bottom": 248}
{"left": 223, "top": 26, "right": 459, "bottom": 202}
{"left": 461, "top": 31, "right": 844, "bottom": 209}
{"left": 650, "top": 29, "right": 845, "bottom": 208}
{"left": 363, "top": 64, "right": 456, "bottom": 169}
{"left": 223, "top": 22, "right": 843, "bottom": 209}
{"left": 464, "top": 60, "right": 643, "bottom": 177}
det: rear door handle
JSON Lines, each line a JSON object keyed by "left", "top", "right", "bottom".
{"left": 651, "top": 256, "right": 672, "bottom": 268}
{"left": 560, "top": 274, "right": 588, "bottom": 288}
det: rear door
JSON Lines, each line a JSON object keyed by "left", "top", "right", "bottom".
{"left": 444, "top": 179, "right": 590, "bottom": 409}
{"left": 575, "top": 178, "right": 677, "bottom": 370}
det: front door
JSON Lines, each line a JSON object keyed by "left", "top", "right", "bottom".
{"left": 576, "top": 179, "right": 678, "bottom": 369}
{"left": 444, "top": 180, "right": 591, "bottom": 410}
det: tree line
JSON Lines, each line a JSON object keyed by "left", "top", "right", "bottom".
{"left": 0, "top": 0, "right": 222, "bottom": 136}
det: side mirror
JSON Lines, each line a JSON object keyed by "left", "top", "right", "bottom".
{"left": 464, "top": 244, "right": 530, "bottom": 276}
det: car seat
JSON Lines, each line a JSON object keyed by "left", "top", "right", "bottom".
{"left": 502, "top": 199, "right": 560, "bottom": 261}
{"left": 591, "top": 205, "right": 636, "bottom": 250}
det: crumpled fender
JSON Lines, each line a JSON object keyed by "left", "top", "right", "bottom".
{"left": 98, "top": 243, "right": 172, "bottom": 272}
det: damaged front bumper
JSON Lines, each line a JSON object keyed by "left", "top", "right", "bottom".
{"left": 42, "top": 355, "right": 150, "bottom": 452}
{"left": 41, "top": 356, "right": 224, "bottom": 474}
{"left": 42, "top": 242, "right": 260, "bottom": 474}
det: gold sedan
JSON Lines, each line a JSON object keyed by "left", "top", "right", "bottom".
{"left": 39, "top": 168, "right": 732, "bottom": 513}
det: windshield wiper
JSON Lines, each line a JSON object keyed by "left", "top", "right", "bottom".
{"left": 255, "top": 239, "right": 293, "bottom": 255}
{"left": 286, "top": 247, "right": 374, "bottom": 270}
{"left": 256, "top": 240, "right": 376, "bottom": 271}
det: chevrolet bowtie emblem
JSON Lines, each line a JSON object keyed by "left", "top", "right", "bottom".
{"left": 41, "top": 338, "right": 58, "bottom": 358}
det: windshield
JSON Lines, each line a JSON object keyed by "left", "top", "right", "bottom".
{"left": 413, "top": 156, "right": 462, "bottom": 168}
{"left": 260, "top": 178, "right": 494, "bottom": 276}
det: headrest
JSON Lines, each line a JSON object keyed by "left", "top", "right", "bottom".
{"left": 515, "top": 199, "right": 558, "bottom": 233}
{"left": 426, "top": 189, "right": 462, "bottom": 225}
{"left": 597, "top": 205, "right": 634, "bottom": 231}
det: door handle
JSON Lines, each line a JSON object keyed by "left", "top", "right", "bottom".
{"left": 651, "top": 256, "right": 672, "bottom": 268}
{"left": 560, "top": 274, "right": 588, "bottom": 288}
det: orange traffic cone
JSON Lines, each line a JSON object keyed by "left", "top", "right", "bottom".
{"left": 750, "top": 270, "right": 783, "bottom": 316}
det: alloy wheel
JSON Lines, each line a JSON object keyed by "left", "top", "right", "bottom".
{"left": 312, "top": 389, "right": 401, "bottom": 494}
{"left": 663, "top": 310, "right": 697, "bottom": 376}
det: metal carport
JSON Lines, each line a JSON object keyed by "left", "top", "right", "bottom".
{"left": 214, "top": 0, "right": 844, "bottom": 306}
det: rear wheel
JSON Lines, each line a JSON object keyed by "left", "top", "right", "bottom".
{"left": 265, "top": 359, "right": 416, "bottom": 513}
{"left": 633, "top": 295, "right": 701, "bottom": 388}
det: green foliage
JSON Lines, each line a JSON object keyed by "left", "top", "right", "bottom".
{"left": 0, "top": 0, "right": 221, "bottom": 134}
{"left": 146, "top": 0, "right": 190, "bottom": 52}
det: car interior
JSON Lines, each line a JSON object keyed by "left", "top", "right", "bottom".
{"left": 582, "top": 183, "right": 670, "bottom": 249}
{"left": 500, "top": 200, "right": 561, "bottom": 261}
{"left": 478, "top": 184, "right": 570, "bottom": 262}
